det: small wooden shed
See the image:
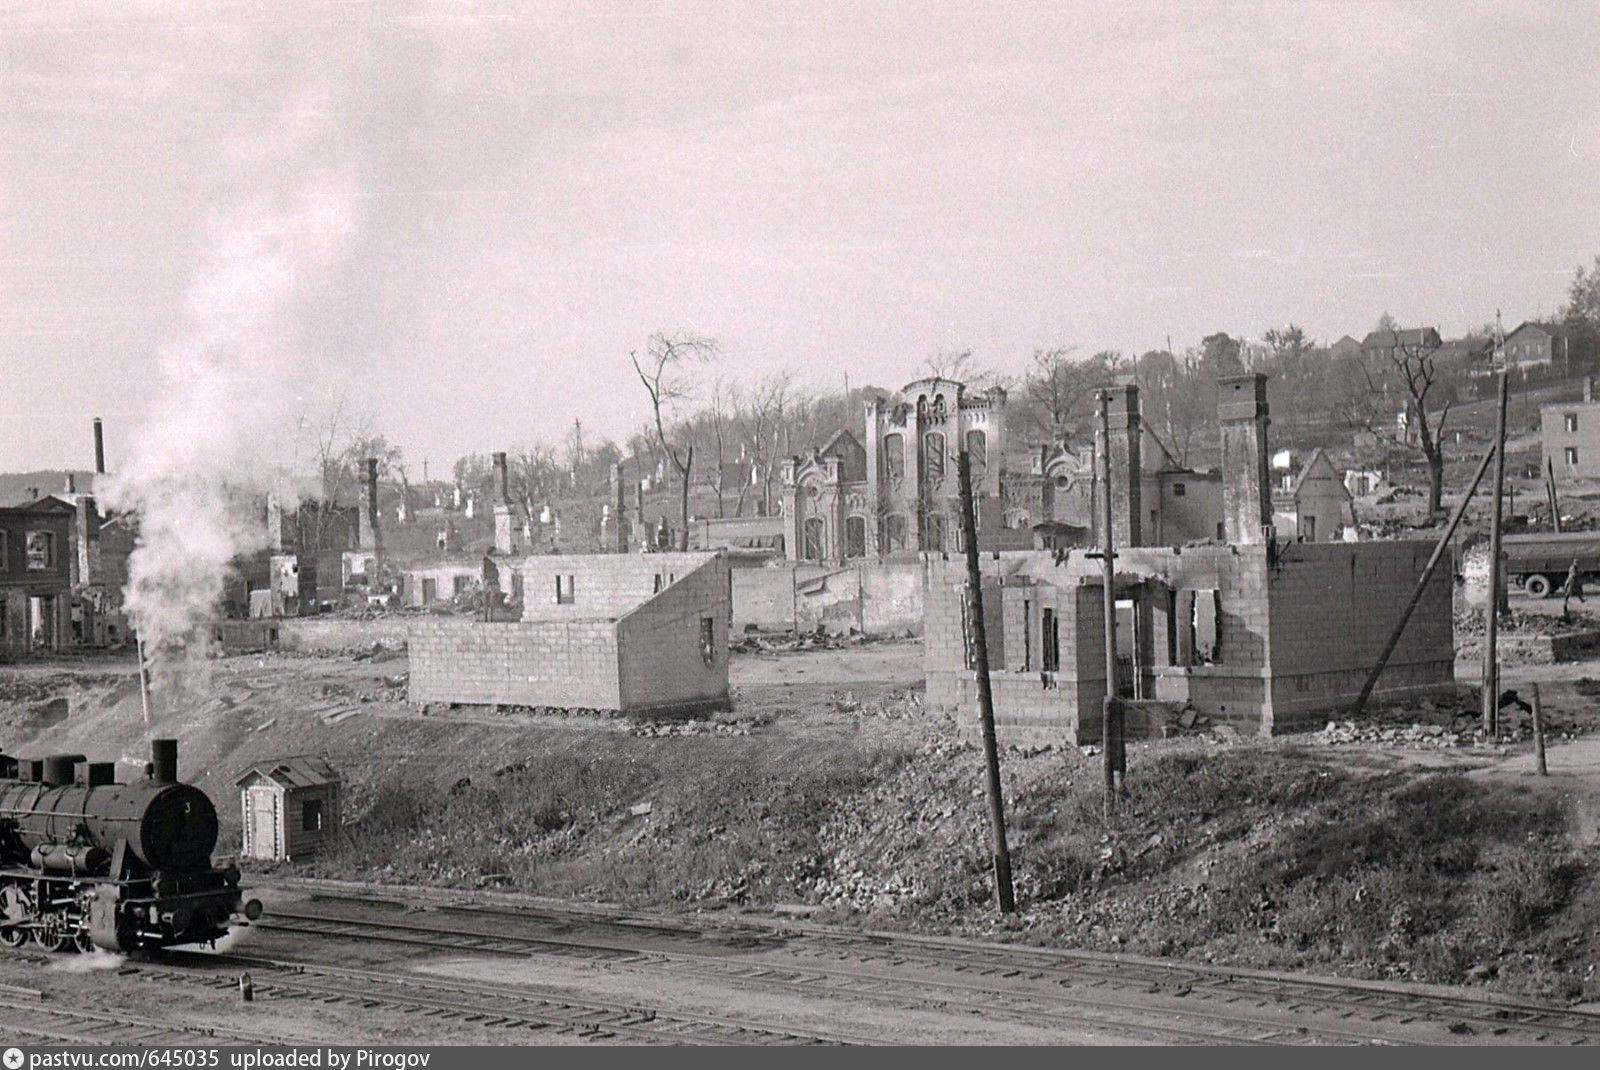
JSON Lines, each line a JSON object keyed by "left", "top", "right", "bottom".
{"left": 235, "top": 756, "right": 342, "bottom": 862}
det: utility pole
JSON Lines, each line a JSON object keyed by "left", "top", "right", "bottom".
{"left": 957, "top": 450, "right": 1015, "bottom": 914}
{"left": 422, "top": 458, "right": 429, "bottom": 484}
{"left": 1483, "top": 315, "right": 1510, "bottom": 735}
{"left": 1094, "top": 390, "right": 1123, "bottom": 815}
{"left": 1546, "top": 457, "right": 1562, "bottom": 533}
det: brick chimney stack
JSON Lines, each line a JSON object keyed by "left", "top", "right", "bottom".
{"left": 1096, "top": 383, "right": 1143, "bottom": 547}
{"left": 491, "top": 452, "right": 515, "bottom": 554}
{"left": 359, "top": 458, "right": 381, "bottom": 552}
{"left": 93, "top": 417, "right": 105, "bottom": 475}
{"left": 492, "top": 452, "right": 510, "bottom": 502}
{"left": 1218, "top": 373, "right": 1273, "bottom": 545}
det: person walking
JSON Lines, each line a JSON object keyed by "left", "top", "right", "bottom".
{"left": 1563, "top": 558, "right": 1585, "bottom": 618}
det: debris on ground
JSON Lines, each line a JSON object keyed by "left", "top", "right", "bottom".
{"left": 729, "top": 628, "right": 911, "bottom": 654}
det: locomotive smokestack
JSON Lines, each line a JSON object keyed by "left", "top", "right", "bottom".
{"left": 93, "top": 417, "right": 106, "bottom": 475}
{"left": 151, "top": 739, "right": 178, "bottom": 785}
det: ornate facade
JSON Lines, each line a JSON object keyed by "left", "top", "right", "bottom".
{"left": 780, "top": 377, "right": 1011, "bottom": 560}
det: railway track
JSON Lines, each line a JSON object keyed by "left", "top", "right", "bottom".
{"left": 0, "top": 993, "right": 291, "bottom": 1046}
{"left": 250, "top": 905, "right": 1430, "bottom": 1044}
{"left": 327, "top": 891, "right": 1600, "bottom": 1046}
{"left": 128, "top": 957, "right": 873, "bottom": 1046}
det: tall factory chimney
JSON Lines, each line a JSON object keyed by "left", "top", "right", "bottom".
{"left": 1218, "top": 373, "right": 1273, "bottom": 545}
{"left": 93, "top": 417, "right": 105, "bottom": 475}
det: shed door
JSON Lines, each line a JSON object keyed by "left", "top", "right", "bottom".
{"left": 248, "top": 787, "right": 279, "bottom": 859}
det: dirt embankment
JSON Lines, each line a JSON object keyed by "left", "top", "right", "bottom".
{"left": 2, "top": 644, "right": 1597, "bottom": 1004}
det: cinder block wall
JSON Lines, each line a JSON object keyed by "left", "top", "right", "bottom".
{"left": 731, "top": 565, "right": 796, "bottom": 630}
{"left": 276, "top": 617, "right": 412, "bottom": 653}
{"left": 1265, "top": 541, "right": 1453, "bottom": 730}
{"left": 730, "top": 560, "right": 926, "bottom": 635}
{"left": 408, "top": 618, "right": 622, "bottom": 710}
{"left": 520, "top": 553, "right": 718, "bottom": 622}
{"left": 616, "top": 556, "right": 731, "bottom": 717}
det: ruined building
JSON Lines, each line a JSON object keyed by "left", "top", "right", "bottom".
{"left": 2, "top": 419, "right": 133, "bottom": 654}
{"left": 925, "top": 374, "right": 1454, "bottom": 742}
{"left": 779, "top": 376, "right": 1223, "bottom": 562}
{"left": 409, "top": 552, "right": 730, "bottom": 717}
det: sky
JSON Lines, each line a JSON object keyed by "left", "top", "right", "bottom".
{"left": 4, "top": 0, "right": 1599, "bottom": 476}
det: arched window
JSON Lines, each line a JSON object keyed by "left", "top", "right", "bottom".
{"left": 882, "top": 513, "right": 907, "bottom": 552}
{"left": 917, "top": 394, "right": 928, "bottom": 417}
{"left": 923, "top": 432, "right": 946, "bottom": 483}
{"left": 844, "top": 516, "right": 866, "bottom": 558}
{"left": 803, "top": 517, "right": 826, "bottom": 561}
{"left": 932, "top": 394, "right": 946, "bottom": 418}
{"left": 966, "top": 429, "right": 987, "bottom": 471}
{"left": 882, "top": 433, "right": 905, "bottom": 481}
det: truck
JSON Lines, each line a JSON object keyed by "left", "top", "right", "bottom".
{"left": 1501, "top": 531, "right": 1600, "bottom": 598}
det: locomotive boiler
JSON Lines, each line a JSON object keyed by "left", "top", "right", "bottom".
{"left": 0, "top": 738, "right": 262, "bottom": 952}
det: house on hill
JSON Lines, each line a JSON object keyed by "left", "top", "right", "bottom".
{"left": 1503, "top": 321, "right": 1578, "bottom": 376}
{"left": 1271, "top": 448, "right": 1354, "bottom": 542}
{"left": 1328, "top": 335, "right": 1363, "bottom": 360}
{"left": 1361, "top": 327, "right": 1442, "bottom": 362}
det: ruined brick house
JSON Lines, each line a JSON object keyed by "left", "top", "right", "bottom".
{"left": 779, "top": 376, "right": 1222, "bottom": 563}
{"left": 780, "top": 377, "right": 1014, "bottom": 561}
{"left": 0, "top": 499, "right": 73, "bottom": 656}
{"left": 925, "top": 374, "right": 1454, "bottom": 743}
{"left": 408, "top": 551, "right": 730, "bottom": 717}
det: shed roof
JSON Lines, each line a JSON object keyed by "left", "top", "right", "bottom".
{"left": 235, "top": 755, "right": 342, "bottom": 789}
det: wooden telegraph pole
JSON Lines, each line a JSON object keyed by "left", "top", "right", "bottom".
{"left": 1546, "top": 457, "right": 1562, "bottom": 534}
{"left": 1483, "top": 324, "right": 1510, "bottom": 735}
{"left": 957, "top": 450, "right": 1015, "bottom": 914}
{"left": 1095, "top": 391, "right": 1123, "bottom": 815}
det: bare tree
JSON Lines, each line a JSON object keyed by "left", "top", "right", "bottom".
{"left": 922, "top": 348, "right": 979, "bottom": 383}
{"left": 631, "top": 332, "right": 719, "bottom": 550}
{"left": 1025, "top": 347, "right": 1120, "bottom": 436}
{"left": 740, "top": 370, "right": 793, "bottom": 516}
{"left": 510, "top": 444, "right": 559, "bottom": 525}
{"left": 1346, "top": 335, "right": 1454, "bottom": 513}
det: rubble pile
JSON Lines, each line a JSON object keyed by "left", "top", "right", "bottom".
{"left": 1311, "top": 713, "right": 1589, "bottom": 749}
{"left": 729, "top": 629, "right": 911, "bottom": 654}
{"left": 629, "top": 718, "right": 760, "bottom": 737}
{"left": 827, "top": 688, "right": 924, "bottom": 719}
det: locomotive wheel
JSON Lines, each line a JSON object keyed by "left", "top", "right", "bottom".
{"left": 31, "top": 929, "right": 67, "bottom": 952}
{"left": 0, "top": 928, "right": 24, "bottom": 949}
{"left": 73, "top": 931, "right": 95, "bottom": 954}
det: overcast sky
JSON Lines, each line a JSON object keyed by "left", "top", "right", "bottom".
{"left": 4, "top": 0, "right": 1599, "bottom": 475}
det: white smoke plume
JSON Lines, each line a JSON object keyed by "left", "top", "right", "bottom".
{"left": 102, "top": 97, "right": 357, "bottom": 691}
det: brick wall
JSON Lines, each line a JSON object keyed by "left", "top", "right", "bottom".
{"left": 925, "top": 543, "right": 1447, "bottom": 743}
{"left": 277, "top": 617, "right": 412, "bottom": 653}
{"left": 731, "top": 565, "right": 796, "bottom": 630}
{"left": 408, "top": 618, "right": 622, "bottom": 710}
{"left": 1541, "top": 400, "right": 1600, "bottom": 480}
{"left": 1265, "top": 540, "right": 1453, "bottom": 730}
{"left": 730, "top": 560, "right": 925, "bottom": 635}
{"left": 520, "top": 552, "right": 717, "bottom": 622}
{"left": 616, "top": 555, "right": 730, "bottom": 717}
{"left": 860, "top": 560, "right": 924, "bottom": 634}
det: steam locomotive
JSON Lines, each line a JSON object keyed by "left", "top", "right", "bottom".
{"left": 0, "top": 738, "right": 261, "bottom": 952}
